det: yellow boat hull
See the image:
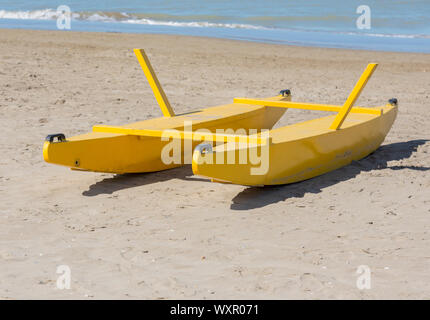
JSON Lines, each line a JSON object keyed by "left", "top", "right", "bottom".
{"left": 192, "top": 103, "right": 397, "bottom": 186}
{"left": 43, "top": 96, "right": 288, "bottom": 173}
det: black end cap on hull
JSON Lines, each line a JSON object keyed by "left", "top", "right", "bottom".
{"left": 45, "top": 133, "right": 66, "bottom": 143}
{"left": 388, "top": 98, "right": 398, "bottom": 106}
{"left": 279, "top": 89, "right": 291, "bottom": 97}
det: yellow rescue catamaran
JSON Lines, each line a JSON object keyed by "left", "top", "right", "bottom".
{"left": 192, "top": 63, "right": 398, "bottom": 185}
{"left": 44, "top": 50, "right": 397, "bottom": 187}
{"left": 43, "top": 49, "right": 289, "bottom": 173}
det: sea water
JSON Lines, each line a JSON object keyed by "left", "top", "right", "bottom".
{"left": 0, "top": 0, "right": 429, "bottom": 52}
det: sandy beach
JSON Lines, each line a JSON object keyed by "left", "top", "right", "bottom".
{"left": 0, "top": 29, "right": 429, "bottom": 299}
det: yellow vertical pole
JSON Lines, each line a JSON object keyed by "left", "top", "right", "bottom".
{"left": 134, "top": 48, "right": 175, "bottom": 117}
{"left": 329, "top": 63, "right": 378, "bottom": 130}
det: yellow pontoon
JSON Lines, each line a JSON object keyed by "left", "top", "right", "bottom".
{"left": 192, "top": 63, "right": 398, "bottom": 185}
{"left": 43, "top": 49, "right": 289, "bottom": 173}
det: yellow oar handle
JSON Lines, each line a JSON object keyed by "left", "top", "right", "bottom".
{"left": 330, "top": 63, "right": 378, "bottom": 130}
{"left": 134, "top": 49, "right": 175, "bottom": 117}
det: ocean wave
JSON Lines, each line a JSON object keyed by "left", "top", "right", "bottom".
{"left": 340, "top": 31, "right": 430, "bottom": 39}
{"left": 0, "top": 9, "right": 59, "bottom": 20}
{"left": 122, "top": 18, "right": 266, "bottom": 30}
{"left": 0, "top": 9, "right": 428, "bottom": 38}
{"left": 0, "top": 9, "right": 267, "bottom": 30}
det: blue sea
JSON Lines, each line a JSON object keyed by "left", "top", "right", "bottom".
{"left": 1, "top": 0, "right": 429, "bottom": 52}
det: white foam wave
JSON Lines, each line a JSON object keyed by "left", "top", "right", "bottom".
{"left": 122, "top": 18, "right": 266, "bottom": 30}
{"left": 0, "top": 9, "right": 267, "bottom": 30}
{"left": 0, "top": 9, "right": 428, "bottom": 38}
{"left": 0, "top": 9, "right": 58, "bottom": 20}
{"left": 342, "top": 31, "right": 426, "bottom": 39}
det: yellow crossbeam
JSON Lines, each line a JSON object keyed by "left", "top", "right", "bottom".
{"left": 233, "top": 98, "right": 382, "bottom": 115}
{"left": 330, "top": 63, "right": 378, "bottom": 130}
{"left": 134, "top": 49, "right": 175, "bottom": 117}
{"left": 93, "top": 125, "right": 270, "bottom": 145}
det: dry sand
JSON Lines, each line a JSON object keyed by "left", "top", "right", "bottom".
{"left": 0, "top": 29, "right": 429, "bottom": 299}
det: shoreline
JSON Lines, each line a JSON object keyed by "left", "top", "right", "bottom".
{"left": 1, "top": 18, "right": 430, "bottom": 53}
{"left": 1, "top": 28, "right": 429, "bottom": 299}
{"left": 1, "top": 27, "right": 430, "bottom": 57}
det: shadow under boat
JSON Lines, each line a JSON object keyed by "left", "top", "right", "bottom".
{"left": 83, "top": 139, "right": 428, "bottom": 205}
{"left": 82, "top": 166, "right": 207, "bottom": 196}
{"left": 230, "top": 139, "right": 429, "bottom": 210}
